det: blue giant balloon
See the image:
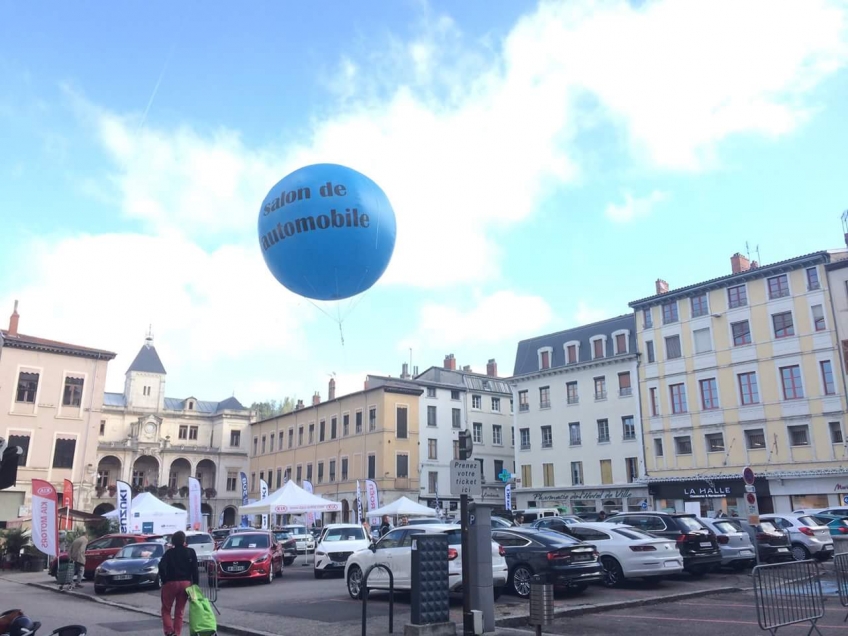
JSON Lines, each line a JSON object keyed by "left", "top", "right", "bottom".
{"left": 258, "top": 163, "right": 397, "bottom": 301}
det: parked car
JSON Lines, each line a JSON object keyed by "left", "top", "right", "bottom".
{"left": 491, "top": 517, "right": 516, "bottom": 529}
{"left": 760, "top": 514, "right": 834, "bottom": 561}
{"left": 273, "top": 530, "right": 299, "bottom": 565}
{"left": 314, "top": 524, "right": 371, "bottom": 579}
{"left": 733, "top": 519, "right": 793, "bottom": 563}
{"left": 211, "top": 528, "right": 232, "bottom": 549}
{"left": 404, "top": 518, "right": 447, "bottom": 526}
{"left": 161, "top": 531, "right": 215, "bottom": 559}
{"left": 50, "top": 533, "right": 163, "bottom": 580}
{"left": 514, "top": 508, "right": 561, "bottom": 524}
{"left": 811, "top": 514, "right": 848, "bottom": 537}
{"left": 280, "top": 525, "right": 316, "bottom": 554}
{"left": 93, "top": 542, "right": 165, "bottom": 594}
{"left": 213, "top": 531, "right": 284, "bottom": 584}
{"left": 568, "top": 522, "right": 683, "bottom": 586}
{"left": 345, "top": 524, "right": 508, "bottom": 600}
{"left": 605, "top": 512, "right": 721, "bottom": 576}
{"left": 531, "top": 516, "right": 583, "bottom": 535}
{"left": 698, "top": 517, "right": 757, "bottom": 570}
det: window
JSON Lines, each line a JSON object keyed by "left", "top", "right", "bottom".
{"left": 491, "top": 397, "right": 500, "bottom": 412}
{"left": 599, "top": 459, "right": 612, "bottom": 484}
{"left": 319, "top": 420, "right": 325, "bottom": 442}
{"left": 594, "top": 376, "right": 606, "bottom": 400}
{"left": 821, "top": 360, "right": 836, "bottom": 395}
{"left": 643, "top": 308, "right": 653, "bottom": 328}
{"left": 789, "top": 425, "right": 809, "bottom": 446}
{"left": 665, "top": 335, "right": 682, "bottom": 359}
{"left": 286, "top": 428, "right": 293, "bottom": 448}
{"left": 341, "top": 458, "right": 348, "bottom": 481}
{"left": 675, "top": 436, "right": 692, "bottom": 455}
{"left": 298, "top": 426, "right": 303, "bottom": 445}
{"left": 99, "top": 420, "right": 105, "bottom": 436}
{"left": 541, "top": 426, "right": 552, "bottom": 448}
{"left": 693, "top": 328, "right": 712, "bottom": 354}
{"left": 309, "top": 423, "right": 315, "bottom": 444}
{"left": 318, "top": 462, "right": 324, "bottom": 483}
{"left": 369, "top": 407, "right": 377, "bottom": 431}
{"left": 520, "top": 428, "right": 530, "bottom": 450}
{"left": 473, "top": 422, "right": 483, "bottom": 444}
{"left": 807, "top": 267, "right": 820, "bottom": 290}
{"left": 812, "top": 305, "right": 826, "bottom": 332}
{"left": 355, "top": 411, "right": 363, "bottom": 434}
{"left": 331, "top": 416, "right": 337, "bottom": 439}
{"left": 622, "top": 416, "right": 636, "bottom": 440}
{"left": 367, "top": 455, "right": 375, "bottom": 480}
{"left": 343, "top": 413, "right": 350, "bottom": 436}
{"left": 472, "top": 395, "right": 482, "bottom": 409}
{"left": 451, "top": 390, "right": 460, "bottom": 400}
{"left": 261, "top": 435, "right": 266, "bottom": 453}
{"left": 540, "top": 350, "right": 551, "bottom": 370}
{"left": 597, "top": 419, "right": 610, "bottom": 443}
{"left": 52, "top": 438, "right": 76, "bottom": 469}
{"left": 329, "top": 460, "right": 336, "bottom": 482}
{"left": 453, "top": 440, "right": 460, "bottom": 459}
{"left": 189, "top": 426, "right": 198, "bottom": 441}
{"left": 705, "top": 433, "right": 725, "bottom": 452}
{"left": 269, "top": 434, "right": 274, "bottom": 453}
{"left": 625, "top": 457, "right": 639, "bottom": 482}
{"left": 593, "top": 339, "right": 604, "bottom": 359}
{"left": 396, "top": 454, "right": 409, "bottom": 478}
{"left": 451, "top": 408, "right": 461, "bottom": 428}
{"left": 494, "top": 459, "right": 504, "bottom": 479}
{"left": 670, "top": 383, "right": 687, "bottom": 414}
{"left": 307, "top": 463, "right": 313, "bottom": 481}
{"left": 477, "top": 458, "right": 485, "bottom": 481}
{"left": 511, "top": 427, "right": 515, "bottom": 446}
{"left": 428, "top": 471, "right": 438, "bottom": 494}
{"left": 8, "top": 434, "right": 29, "bottom": 465}
{"left": 700, "top": 378, "right": 719, "bottom": 410}
{"left": 427, "top": 438, "right": 437, "bottom": 460}
{"left": 569, "top": 422, "right": 581, "bottom": 446}
{"left": 830, "top": 422, "right": 844, "bottom": 444}
{"left": 646, "top": 340, "right": 655, "bottom": 363}
{"left": 566, "top": 381, "right": 579, "bottom": 405}
{"left": 566, "top": 344, "right": 577, "bottom": 363}
{"left": 492, "top": 425, "right": 502, "bottom": 445}
{"left": 396, "top": 407, "right": 408, "bottom": 438}
{"left": 691, "top": 294, "right": 708, "bottom": 318}
{"left": 773, "top": 312, "right": 795, "bottom": 338}
{"left": 654, "top": 438, "right": 664, "bottom": 457}
{"left": 768, "top": 274, "right": 790, "bottom": 299}
{"left": 427, "top": 405, "right": 437, "bottom": 427}
{"left": 539, "top": 386, "right": 550, "bottom": 408}
{"left": 649, "top": 388, "right": 659, "bottom": 416}
{"left": 662, "top": 301, "right": 679, "bottom": 324}
{"left": 543, "top": 463, "right": 555, "bottom": 487}
{"left": 276, "top": 468, "right": 282, "bottom": 488}
{"left": 731, "top": 320, "right": 752, "bottom": 346}
{"left": 250, "top": 473, "right": 256, "bottom": 491}
{"left": 571, "top": 461, "right": 584, "bottom": 485}
{"left": 521, "top": 465, "right": 533, "bottom": 488}
{"left": 62, "top": 376, "right": 84, "bottom": 407}
{"left": 618, "top": 372, "right": 632, "bottom": 396}
{"left": 780, "top": 365, "right": 804, "bottom": 400}
{"left": 226, "top": 472, "right": 237, "bottom": 492}
{"left": 745, "top": 429, "right": 766, "bottom": 449}
{"left": 16, "top": 372, "right": 38, "bottom": 403}
{"left": 518, "top": 391, "right": 529, "bottom": 412}
{"left": 427, "top": 387, "right": 436, "bottom": 398}
{"left": 296, "top": 465, "right": 302, "bottom": 482}
{"left": 615, "top": 333, "right": 627, "bottom": 354}
{"left": 738, "top": 372, "right": 760, "bottom": 405}
{"left": 728, "top": 284, "right": 747, "bottom": 308}
{"left": 179, "top": 426, "right": 188, "bottom": 440}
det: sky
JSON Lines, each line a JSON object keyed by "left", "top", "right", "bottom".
{"left": 1, "top": 0, "right": 847, "bottom": 405}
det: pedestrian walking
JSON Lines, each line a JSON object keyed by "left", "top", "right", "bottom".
{"left": 158, "top": 530, "right": 199, "bottom": 636}
{"left": 68, "top": 533, "right": 88, "bottom": 588}
{"left": 379, "top": 515, "right": 392, "bottom": 537}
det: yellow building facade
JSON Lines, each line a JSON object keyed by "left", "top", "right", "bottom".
{"left": 629, "top": 251, "right": 848, "bottom": 515}
{"left": 248, "top": 379, "right": 423, "bottom": 524}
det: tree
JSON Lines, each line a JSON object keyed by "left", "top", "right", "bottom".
{"left": 250, "top": 396, "right": 297, "bottom": 421}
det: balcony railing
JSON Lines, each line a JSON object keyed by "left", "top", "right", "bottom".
{"left": 569, "top": 438, "right": 581, "bottom": 446}
{"left": 594, "top": 391, "right": 607, "bottom": 400}
{"left": 619, "top": 387, "right": 633, "bottom": 397}
{"left": 541, "top": 441, "right": 552, "bottom": 449}
{"left": 521, "top": 443, "right": 531, "bottom": 450}
{"left": 567, "top": 396, "right": 579, "bottom": 405}
{"left": 540, "top": 400, "right": 551, "bottom": 409}
{"left": 519, "top": 404, "right": 529, "bottom": 412}
{"left": 598, "top": 436, "right": 610, "bottom": 443}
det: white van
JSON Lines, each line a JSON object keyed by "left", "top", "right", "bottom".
{"left": 515, "top": 508, "right": 561, "bottom": 524}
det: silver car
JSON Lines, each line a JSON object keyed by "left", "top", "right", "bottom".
{"left": 699, "top": 517, "right": 756, "bottom": 569}
{"left": 760, "top": 514, "right": 834, "bottom": 561}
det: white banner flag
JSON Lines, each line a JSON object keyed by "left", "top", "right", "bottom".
{"left": 505, "top": 484, "right": 512, "bottom": 511}
{"left": 116, "top": 480, "right": 132, "bottom": 534}
{"left": 31, "top": 479, "right": 58, "bottom": 559}
{"left": 303, "top": 480, "right": 315, "bottom": 527}
{"left": 188, "top": 477, "right": 202, "bottom": 530}
{"left": 365, "top": 479, "right": 379, "bottom": 513}
{"left": 356, "top": 480, "right": 363, "bottom": 524}
{"left": 260, "top": 479, "right": 269, "bottom": 529}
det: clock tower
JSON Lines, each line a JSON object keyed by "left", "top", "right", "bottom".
{"left": 124, "top": 327, "right": 167, "bottom": 411}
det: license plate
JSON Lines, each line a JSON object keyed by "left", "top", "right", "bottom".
{"left": 573, "top": 554, "right": 592, "bottom": 562}
{"left": 824, "top": 545, "right": 834, "bottom": 550}
{"left": 331, "top": 562, "right": 346, "bottom": 567}
{"left": 778, "top": 548, "right": 789, "bottom": 552}
{"left": 699, "top": 542, "right": 712, "bottom": 548}
{"left": 113, "top": 575, "right": 132, "bottom": 580}
{"left": 663, "top": 561, "right": 679, "bottom": 568}
{"left": 227, "top": 565, "right": 246, "bottom": 572}
{"left": 739, "top": 550, "right": 753, "bottom": 556}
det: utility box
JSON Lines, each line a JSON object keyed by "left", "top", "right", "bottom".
{"left": 411, "top": 534, "right": 450, "bottom": 625}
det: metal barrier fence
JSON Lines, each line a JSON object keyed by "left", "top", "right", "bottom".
{"left": 752, "top": 559, "right": 824, "bottom": 635}
{"left": 198, "top": 558, "right": 220, "bottom": 615}
{"left": 835, "top": 552, "right": 848, "bottom": 622}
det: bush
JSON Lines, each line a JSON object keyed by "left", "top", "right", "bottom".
{"left": 0, "top": 528, "right": 30, "bottom": 567}
{"left": 179, "top": 486, "right": 189, "bottom": 498}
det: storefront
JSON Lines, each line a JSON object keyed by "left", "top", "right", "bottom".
{"left": 647, "top": 477, "right": 773, "bottom": 517}
{"left": 765, "top": 475, "right": 848, "bottom": 513}
{"left": 515, "top": 486, "right": 650, "bottom": 515}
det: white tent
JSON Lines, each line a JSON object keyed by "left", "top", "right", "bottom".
{"left": 368, "top": 496, "right": 437, "bottom": 518}
{"left": 104, "top": 492, "right": 187, "bottom": 534}
{"left": 238, "top": 480, "right": 341, "bottom": 516}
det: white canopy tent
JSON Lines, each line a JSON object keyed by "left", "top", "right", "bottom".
{"left": 368, "top": 496, "right": 437, "bottom": 518}
{"left": 237, "top": 480, "right": 341, "bottom": 516}
{"left": 104, "top": 492, "right": 187, "bottom": 534}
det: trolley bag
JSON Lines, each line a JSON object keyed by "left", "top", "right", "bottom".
{"left": 186, "top": 584, "right": 217, "bottom": 636}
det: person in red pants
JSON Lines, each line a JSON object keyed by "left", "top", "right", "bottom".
{"left": 158, "top": 531, "right": 199, "bottom": 636}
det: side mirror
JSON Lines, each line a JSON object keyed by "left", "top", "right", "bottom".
{"left": 369, "top": 542, "right": 377, "bottom": 552}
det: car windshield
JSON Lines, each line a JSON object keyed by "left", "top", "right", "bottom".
{"left": 796, "top": 516, "right": 822, "bottom": 527}
{"left": 713, "top": 521, "right": 739, "bottom": 535}
{"left": 186, "top": 534, "right": 212, "bottom": 545}
{"left": 612, "top": 527, "right": 656, "bottom": 541}
{"left": 322, "top": 527, "right": 367, "bottom": 542}
{"left": 274, "top": 532, "right": 293, "bottom": 541}
{"left": 759, "top": 521, "right": 779, "bottom": 533}
{"left": 677, "top": 517, "right": 705, "bottom": 532}
{"left": 117, "top": 544, "right": 163, "bottom": 559}
{"left": 283, "top": 527, "right": 307, "bottom": 536}
{"left": 222, "top": 534, "right": 270, "bottom": 549}
{"left": 212, "top": 530, "right": 229, "bottom": 539}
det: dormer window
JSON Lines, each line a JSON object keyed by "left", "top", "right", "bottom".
{"left": 612, "top": 330, "right": 630, "bottom": 355}
{"left": 563, "top": 341, "right": 580, "bottom": 364}
{"left": 537, "top": 346, "right": 553, "bottom": 370}
{"left": 188, "top": 401, "right": 194, "bottom": 410}
{"left": 591, "top": 336, "right": 607, "bottom": 360}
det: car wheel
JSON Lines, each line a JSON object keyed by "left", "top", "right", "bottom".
{"left": 154, "top": 575, "right": 162, "bottom": 589}
{"left": 284, "top": 558, "right": 294, "bottom": 566}
{"left": 314, "top": 569, "right": 324, "bottom": 579}
{"left": 494, "top": 586, "right": 503, "bottom": 601}
{"left": 791, "top": 543, "right": 811, "bottom": 561}
{"left": 94, "top": 585, "right": 106, "bottom": 594}
{"left": 264, "top": 565, "right": 274, "bottom": 584}
{"left": 347, "top": 565, "right": 363, "bottom": 600}
{"left": 511, "top": 565, "right": 533, "bottom": 598}
{"left": 601, "top": 556, "right": 624, "bottom": 588}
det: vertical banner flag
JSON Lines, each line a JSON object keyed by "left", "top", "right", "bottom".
{"left": 62, "top": 479, "right": 74, "bottom": 530}
{"left": 116, "top": 480, "right": 132, "bottom": 534}
{"left": 303, "top": 480, "right": 315, "bottom": 528}
{"left": 355, "top": 480, "right": 364, "bottom": 524}
{"left": 31, "top": 479, "right": 59, "bottom": 558}
{"left": 504, "top": 484, "right": 512, "bottom": 512}
{"left": 365, "top": 479, "right": 379, "bottom": 514}
{"left": 260, "top": 479, "right": 269, "bottom": 529}
{"left": 188, "top": 477, "right": 202, "bottom": 530}
{"left": 239, "top": 471, "right": 249, "bottom": 527}
{"left": 218, "top": 510, "right": 224, "bottom": 527}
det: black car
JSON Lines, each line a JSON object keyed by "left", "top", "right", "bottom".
{"left": 605, "top": 512, "right": 721, "bottom": 575}
{"left": 734, "top": 519, "right": 794, "bottom": 563}
{"left": 93, "top": 542, "right": 165, "bottom": 594}
{"left": 492, "top": 528, "right": 603, "bottom": 598}
{"left": 274, "top": 530, "right": 299, "bottom": 565}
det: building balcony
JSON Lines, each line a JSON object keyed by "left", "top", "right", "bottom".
{"left": 569, "top": 438, "right": 581, "bottom": 447}
{"left": 594, "top": 391, "right": 607, "bottom": 401}
{"left": 567, "top": 397, "right": 579, "bottom": 405}
{"left": 619, "top": 388, "right": 632, "bottom": 397}
{"left": 519, "top": 404, "right": 529, "bottom": 412}
{"left": 539, "top": 401, "right": 551, "bottom": 409}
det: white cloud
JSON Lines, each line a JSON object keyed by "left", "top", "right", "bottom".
{"left": 605, "top": 190, "right": 669, "bottom": 223}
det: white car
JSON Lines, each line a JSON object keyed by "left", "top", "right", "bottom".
{"left": 760, "top": 514, "right": 834, "bottom": 561}
{"left": 281, "top": 524, "right": 316, "bottom": 554}
{"left": 569, "top": 522, "right": 683, "bottom": 586}
{"left": 314, "top": 524, "right": 371, "bottom": 579}
{"left": 698, "top": 518, "right": 756, "bottom": 569}
{"left": 344, "top": 524, "right": 508, "bottom": 599}
{"left": 162, "top": 531, "right": 216, "bottom": 559}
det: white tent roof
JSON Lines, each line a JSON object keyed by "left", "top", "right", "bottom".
{"left": 238, "top": 480, "right": 341, "bottom": 516}
{"left": 103, "top": 492, "right": 186, "bottom": 517}
{"left": 368, "top": 496, "right": 436, "bottom": 518}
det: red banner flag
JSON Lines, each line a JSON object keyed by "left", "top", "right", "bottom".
{"left": 62, "top": 479, "right": 74, "bottom": 530}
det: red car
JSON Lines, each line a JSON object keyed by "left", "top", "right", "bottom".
{"left": 213, "top": 531, "right": 283, "bottom": 584}
{"left": 50, "top": 533, "right": 163, "bottom": 580}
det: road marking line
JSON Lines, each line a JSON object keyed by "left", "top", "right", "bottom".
{"left": 609, "top": 613, "right": 848, "bottom": 630}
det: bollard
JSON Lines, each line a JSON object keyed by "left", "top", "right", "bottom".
{"left": 528, "top": 574, "right": 553, "bottom": 636}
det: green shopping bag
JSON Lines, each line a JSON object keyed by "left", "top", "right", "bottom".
{"left": 186, "top": 584, "right": 217, "bottom": 636}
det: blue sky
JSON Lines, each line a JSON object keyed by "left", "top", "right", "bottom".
{"left": 1, "top": 0, "right": 847, "bottom": 404}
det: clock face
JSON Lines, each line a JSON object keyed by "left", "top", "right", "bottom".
{"left": 144, "top": 422, "right": 156, "bottom": 435}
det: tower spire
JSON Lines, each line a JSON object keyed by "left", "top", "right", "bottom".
{"left": 145, "top": 324, "right": 153, "bottom": 348}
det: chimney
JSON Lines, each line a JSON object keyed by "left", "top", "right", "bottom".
{"left": 731, "top": 252, "right": 751, "bottom": 274}
{"left": 8, "top": 300, "right": 19, "bottom": 336}
{"left": 312, "top": 391, "right": 320, "bottom": 406}
{"left": 444, "top": 353, "right": 456, "bottom": 370}
{"left": 486, "top": 359, "right": 498, "bottom": 377}
{"left": 655, "top": 279, "right": 669, "bottom": 295}
{"left": 462, "top": 365, "right": 472, "bottom": 372}
{"left": 750, "top": 260, "right": 759, "bottom": 269}
{"left": 413, "top": 365, "right": 419, "bottom": 376}
{"left": 295, "top": 399, "right": 304, "bottom": 410}
{"left": 401, "top": 363, "right": 410, "bottom": 379}
{"left": 328, "top": 378, "right": 336, "bottom": 401}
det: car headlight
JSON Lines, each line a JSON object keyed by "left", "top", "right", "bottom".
{"left": 142, "top": 565, "right": 158, "bottom": 573}
{"left": 316, "top": 551, "right": 327, "bottom": 557}
{"left": 254, "top": 555, "right": 269, "bottom": 563}
{"left": 95, "top": 567, "right": 103, "bottom": 575}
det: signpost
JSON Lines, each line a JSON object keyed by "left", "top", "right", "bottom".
{"left": 454, "top": 431, "right": 477, "bottom": 636}
{"left": 743, "top": 466, "right": 755, "bottom": 486}
{"left": 742, "top": 466, "right": 760, "bottom": 565}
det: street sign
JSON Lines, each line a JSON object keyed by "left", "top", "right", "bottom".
{"left": 498, "top": 469, "right": 511, "bottom": 483}
{"left": 746, "top": 493, "right": 756, "bottom": 505}
{"left": 844, "top": 495, "right": 848, "bottom": 505}
{"left": 742, "top": 466, "right": 755, "bottom": 486}
{"left": 746, "top": 491, "right": 760, "bottom": 525}
{"left": 450, "top": 460, "right": 482, "bottom": 496}
{"left": 640, "top": 500, "right": 648, "bottom": 510}
{"left": 745, "top": 485, "right": 756, "bottom": 493}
